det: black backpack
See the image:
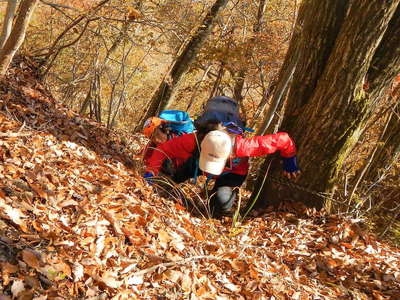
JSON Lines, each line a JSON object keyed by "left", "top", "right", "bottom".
{"left": 194, "top": 96, "right": 246, "bottom": 129}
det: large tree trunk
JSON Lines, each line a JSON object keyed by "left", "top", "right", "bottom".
{"left": 138, "top": 0, "right": 229, "bottom": 129}
{"left": 250, "top": 0, "right": 349, "bottom": 209}
{"left": 282, "top": 0, "right": 349, "bottom": 123}
{"left": 256, "top": 0, "right": 349, "bottom": 135}
{"left": 0, "top": 0, "right": 18, "bottom": 49}
{"left": 0, "top": 0, "right": 38, "bottom": 76}
{"left": 252, "top": 0, "right": 400, "bottom": 210}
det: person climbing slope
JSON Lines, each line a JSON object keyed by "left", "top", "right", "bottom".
{"left": 141, "top": 110, "right": 194, "bottom": 176}
{"left": 143, "top": 121, "right": 300, "bottom": 217}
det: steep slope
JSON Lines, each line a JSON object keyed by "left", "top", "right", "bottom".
{"left": 0, "top": 57, "right": 400, "bottom": 299}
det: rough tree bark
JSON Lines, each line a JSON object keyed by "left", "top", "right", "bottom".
{"left": 0, "top": 0, "right": 18, "bottom": 49}
{"left": 349, "top": 5, "right": 400, "bottom": 192}
{"left": 0, "top": 0, "right": 38, "bottom": 76}
{"left": 138, "top": 0, "right": 229, "bottom": 130}
{"left": 280, "top": 0, "right": 350, "bottom": 125}
{"left": 252, "top": 0, "right": 400, "bottom": 210}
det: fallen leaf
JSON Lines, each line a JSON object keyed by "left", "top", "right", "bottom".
{"left": 158, "top": 229, "right": 171, "bottom": 248}
{"left": 223, "top": 280, "right": 240, "bottom": 292}
{"left": 33, "top": 296, "right": 48, "bottom": 300}
{"left": 230, "top": 259, "right": 248, "bottom": 272}
{"left": 163, "top": 270, "right": 183, "bottom": 283}
{"left": 100, "top": 271, "right": 122, "bottom": 288}
{"left": 59, "top": 199, "right": 78, "bottom": 207}
{"left": 181, "top": 272, "right": 192, "bottom": 292}
{"left": 22, "top": 249, "right": 40, "bottom": 270}
{"left": 1, "top": 262, "right": 19, "bottom": 273}
{"left": 175, "top": 203, "right": 186, "bottom": 210}
{"left": 11, "top": 280, "right": 25, "bottom": 298}
{"left": 72, "top": 262, "right": 84, "bottom": 282}
{"left": 193, "top": 230, "right": 205, "bottom": 241}
{"left": 126, "top": 275, "right": 144, "bottom": 285}
{"left": 0, "top": 200, "right": 27, "bottom": 231}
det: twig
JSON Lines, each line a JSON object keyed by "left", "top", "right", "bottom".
{"left": 240, "top": 159, "right": 273, "bottom": 220}
{"left": 17, "top": 121, "right": 26, "bottom": 133}
{"left": 43, "top": 18, "right": 97, "bottom": 76}
{"left": 39, "top": 0, "right": 78, "bottom": 11}
{"left": 127, "top": 255, "right": 222, "bottom": 277}
{"left": 231, "top": 186, "right": 242, "bottom": 229}
{"left": 0, "top": 131, "right": 31, "bottom": 137}
{"left": 40, "top": 0, "right": 111, "bottom": 63}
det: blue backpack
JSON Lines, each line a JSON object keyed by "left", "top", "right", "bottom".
{"left": 159, "top": 110, "right": 194, "bottom": 135}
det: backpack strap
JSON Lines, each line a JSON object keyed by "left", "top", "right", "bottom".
{"left": 192, "top": 132, "right": 202, "bottom": 184}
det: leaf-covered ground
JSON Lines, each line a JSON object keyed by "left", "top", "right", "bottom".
{"left": 0, "top": 57, "right": 399, "bottom": 300}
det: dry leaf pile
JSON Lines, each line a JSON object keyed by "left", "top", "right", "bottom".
{"left": 0, "top": 57, "right": 400, "bottom": 299}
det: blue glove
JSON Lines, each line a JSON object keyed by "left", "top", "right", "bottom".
{"left": 282, "top": 156, "right": 300, "bottom": 173}
{"left": 143, "top": 172, "right": 154, "bottom": 181}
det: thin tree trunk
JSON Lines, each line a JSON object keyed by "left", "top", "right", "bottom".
{"left": 233, "top": 0, "right": 267, "bottom": 103}
{"left": 80, "top": 83, "right": 93, "bottom": 115}
{"left": 368, "top": 4, "right": 400, "bottom": 104}
{"left": 0, "top": 0, "right": 18, "bottom": 49}
{"left": 250, "top": 80, "right": 276, "bottom": 128}
{"left": 0, "top": 0, "right": 38, "bottom": 76}
{"left": 366, "top": 89, "right": 400, "bottom": 183}
{"left": 256, "top": 56, "right": 297, "bottom": 135}
{"left": 349, "top": 107, "right": 394, "bottom": 200}
{"left": 139, "top": 0, "right": 229, "bottom": 130}
{"left": 94, "top": 73, "right": 102, "bottom": 123}
{"left": 186, "top": 64, "right": 212, "bottom": 111}
{"left": 209, "top": 63, "right": 225, "bottom": 99}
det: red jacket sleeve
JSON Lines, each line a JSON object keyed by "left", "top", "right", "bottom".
{"left": 234, "top": 132, "right": 296, "bottom": 158}
{"left": 145, "top": 133, "right": 197, "bottom": 175}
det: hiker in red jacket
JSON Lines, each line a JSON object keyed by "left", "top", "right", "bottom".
{"left": 143, "top": 121, "right": 300, "bottom": 217}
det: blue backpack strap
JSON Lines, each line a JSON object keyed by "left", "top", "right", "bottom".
{"left": 243, "top": 127, "right": 255, "bottom": 133}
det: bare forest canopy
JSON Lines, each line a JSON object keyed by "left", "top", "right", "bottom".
{"left": 17, "top": 0, "right": 294, "bottom": 130}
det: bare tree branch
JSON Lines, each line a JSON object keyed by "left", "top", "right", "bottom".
{"left": 39, "top": 0, "right": 78, "bottom": 11}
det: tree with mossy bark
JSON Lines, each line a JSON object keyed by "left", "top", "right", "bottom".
{"left": 251, "top": 0, "right": 400, "bottom": 211}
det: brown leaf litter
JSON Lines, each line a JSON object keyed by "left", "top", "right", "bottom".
{"left": 0, "top": 57, "right": 399, "bottom": 299}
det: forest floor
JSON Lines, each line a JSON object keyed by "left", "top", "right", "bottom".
{"left": 0, "top": 57, "right": 400, "bottom": 300}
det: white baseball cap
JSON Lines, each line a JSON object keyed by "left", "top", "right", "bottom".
{"left": 199, "top": 130, "right": 232, "bottom": 175}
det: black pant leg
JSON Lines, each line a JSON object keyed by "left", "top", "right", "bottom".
{"left": 209, "top": 173, "right": 246, "bottom": 215}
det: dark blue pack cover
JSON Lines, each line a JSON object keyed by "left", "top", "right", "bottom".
{"left": 195, "top": 96, "right": 245, "bottom": 129}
